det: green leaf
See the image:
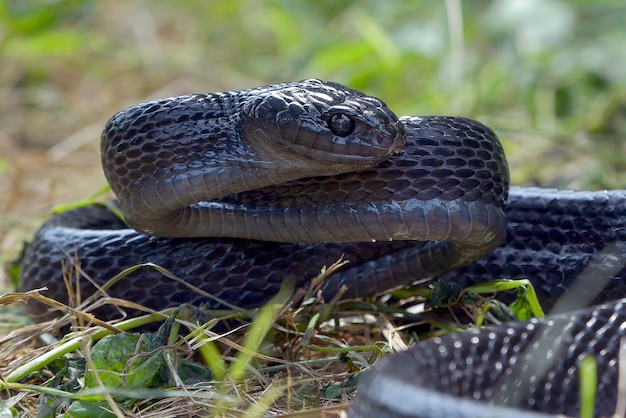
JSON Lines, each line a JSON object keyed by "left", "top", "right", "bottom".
{"left": 173, "top": 358, "right": 213, "bottom": 385}
{"left": 84, "top": 333, "right": 164, "bottom": 391}
{"left": 64, "top": 400, "right": 117, "bottom": 418}
{"left": 466, "top": 279, "right": 546, "bottom": 319}
{"left": 509, "top": 289, "right": 535, "bottom": 321}
{"left": 51, "top": 185, "right": 112, "bottom": 215}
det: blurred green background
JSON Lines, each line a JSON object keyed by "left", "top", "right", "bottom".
{"left": 1, "top": 0, "right": 626, "bottom": 232}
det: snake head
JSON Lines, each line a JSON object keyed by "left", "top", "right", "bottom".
{"left": 239, "top": 79, "right": 405, "bottom": 173}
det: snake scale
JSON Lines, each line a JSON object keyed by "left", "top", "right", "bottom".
{"left": 20, "top": 79, "right": 626, "bottom": 417}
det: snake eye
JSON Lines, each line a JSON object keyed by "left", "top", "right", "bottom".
{"left": 328, "top": 113, "right": 355, "bottom": 137}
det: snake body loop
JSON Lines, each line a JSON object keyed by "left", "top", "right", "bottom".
{"left": 19, "top": 80, "right": 626, "bottom": 417}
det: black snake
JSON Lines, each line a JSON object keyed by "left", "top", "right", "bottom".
{"left": 19, "top": 79, "right": 626, "bottom": 417}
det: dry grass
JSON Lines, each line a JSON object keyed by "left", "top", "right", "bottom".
{"left": 0, "top": 258, "right": 453, "bottom": 417}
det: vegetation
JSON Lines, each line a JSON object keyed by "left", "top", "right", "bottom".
{"left": 1, "top": 0, "right": 625, "bottom": 416}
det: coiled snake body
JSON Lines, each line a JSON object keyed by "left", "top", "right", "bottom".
{"left": 20, "top": 80, "right": 626, "bottom": 417}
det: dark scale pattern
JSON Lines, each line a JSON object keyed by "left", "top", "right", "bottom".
{"left": 220, "top": 116, "right": 509, "bottom": 210}
{"left": 20, "top": 204, "right": 420, "bottom": 321}
{"left": 350, "top": 186, "right": 626, "bottom": 417}
{"left": 442, "top": 187, "right": 626, "bottom": 311}
{"left": 102, "top": 89, "right": 260, "bottom": 195}
{"left": 104, "top": 95, "right": 217, "bottom": 190}
{"left": 351, "top": 300, "right": 626, "bottom": 417}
